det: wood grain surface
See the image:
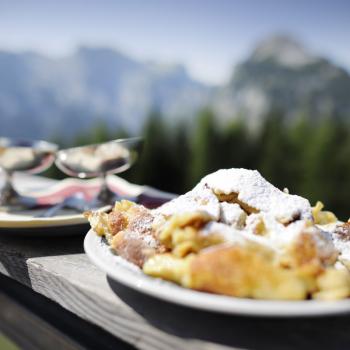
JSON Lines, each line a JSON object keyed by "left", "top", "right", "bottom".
{"left": 0, "top": 235, "right": 233, "bottom": 350}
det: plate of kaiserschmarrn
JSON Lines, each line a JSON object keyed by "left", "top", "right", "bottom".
{"left": 84, "top": 168, "right": 350, "bottom": 316}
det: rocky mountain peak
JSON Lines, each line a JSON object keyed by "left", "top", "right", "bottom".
{"left": 250, "top": 35, "right": 317, "bottom": 67}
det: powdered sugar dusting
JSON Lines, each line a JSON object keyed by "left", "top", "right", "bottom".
{"left": 328, "top": 223, "right": 350, "bottom": 265}
{"left": 200, "top": 221, "right": 273, "bottom": 250}
{"left": 199, "top": 168, "right": 312, "bottom": 223}
{"left": 155, "top": 186, "right": 220, "bottom": 220}
{"left": 220, "top": 202, "right": 247, "bottom": 228}
{"left": 200, "top": 212, "right": 337, "bottom": 262}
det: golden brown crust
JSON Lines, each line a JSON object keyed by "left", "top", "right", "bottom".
{"left": 285, "top": 232, "right": 323, "bottom": 274}
{"left": 108, "top": 211, "right": 128, "bottom": 236}
{"left": 111, "top": 231, "right": 166, "bottom": 267}
{"left": 92, "top": 201, "right": 167, "bottom": 267}
{"left": 144, "top": 243, "right": 310, "bottom": 300}
{"left": 214, "top": 191, "right": 259, "bottom": 215}
{"left": 187, "top": 244, "right": 309, "bottom": 299}
{"left": 334, "top": 222, "right": 350, "bottom": 241}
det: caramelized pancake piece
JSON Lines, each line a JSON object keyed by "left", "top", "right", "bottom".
{"left": 108, "top": 211, "right": 128, "bottom": 236}
{"left": 142, "top": 253, "right": 193, "bottom": 286}
{"left": 87, "top": 201, "right": 167, "bottom": 267}
{"left": 334, "top": 222, "right": 350, "bottom": 241}
{"left": 312, "top": 201, "right": 337, "bottom": 225}
{"left": 86, "top": 211, "right": 109, "bottom": 237}
{"left": 144, "top": 242, "right": 350, "bottom": 300}
{"left": 245, "top": 213, "right": 338, "bottom": 269}
{"left": 144, "top": 243, "right": 309, "bottom": 300}
{"left": 111, "top": 202, "right": 167, "bottom": 267}
{"left": 331, "top": 221, "right": 350, "bottom": 269}
{"left": 188, "top": 244, "right": 308, "bottom": 300}
{"left": 215, "top": 191, "right": 259, "bottom": 215}
{"left": 314, "top": 268, "right": 350, "bottom": 300}
{"left": 155, "top": 211, "right": 222, "bottom": 257}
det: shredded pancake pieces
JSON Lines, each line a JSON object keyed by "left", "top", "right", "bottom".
{"left": 87, "top": 168, "right": 350, "bottom": 301}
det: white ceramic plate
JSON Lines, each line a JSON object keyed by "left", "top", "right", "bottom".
{"left": 84, "top": 229, "right": 350, "bottom": 317}
{"left": 0, "top": 209, "right": 90, "bottom": 236}
{"left": 0, "top": 210, "right": 87, "bottom": 229}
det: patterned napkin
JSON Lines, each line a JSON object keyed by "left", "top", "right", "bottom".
{"left": 23, "top": 175, "right": 176, "bottom": 209}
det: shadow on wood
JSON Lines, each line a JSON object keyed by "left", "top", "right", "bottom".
{"left": 0, "top": 223, "right": 89, "bottom": 237}
{"left": 0, "top": 235, "right": 84, "bottom": 287}
{"left": 107, "top": 276, "right": 350, "bottom": 350}
{"left": 0, "top": 274, "right": 135, "bottom": 350}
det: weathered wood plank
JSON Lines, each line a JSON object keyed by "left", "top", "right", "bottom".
{"left": 0, "top": 236, "right": 233, "bottom": 350}
{"left": 0, "top": 274, "right": 136, "bottom": 350}
{"left": 0, "top": 292, "right": 82, "bottom": 350}
{"left": 0, "top": 277, "right": 100, "bottom": 350}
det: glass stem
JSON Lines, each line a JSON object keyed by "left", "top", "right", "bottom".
{"left": 96, "top": 173, "right": 116, "bottom": 205}
{"left": 0, "top": 171, "right": 18, "bottom": 206}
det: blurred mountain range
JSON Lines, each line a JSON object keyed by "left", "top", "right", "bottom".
{"left": 1, "top": 35, "right": 350, "bottom": 139}
{"left": 0, "top": 47, "right": 212, "bottom": 139}
{"left": 214, "top": 36, "right": 350, "bottom": 127}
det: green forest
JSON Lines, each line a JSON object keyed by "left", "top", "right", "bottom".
{"left": 47, "top": 109, "right": 350, "bottom": 220}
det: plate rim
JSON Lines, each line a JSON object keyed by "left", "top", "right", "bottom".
{"left": 0, "top": 213, "right": 87, "bottom": 228}
{"left": 84, "top": 229, "right": 350, "bottom": 317}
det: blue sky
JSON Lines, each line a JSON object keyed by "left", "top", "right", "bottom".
{"left": 0, "top": 0, "right": 349, "bottom": 84}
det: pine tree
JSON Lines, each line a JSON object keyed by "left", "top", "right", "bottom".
{"left": 127, "top": 110, "right": 175, "bottom": 191}
{"left": 328, "top": 120, "right": 350, "bottom": 220}
{"left": 169, "top": 122, "right": 191, "bottom": 193}
{"left": 256, "top": 109, "right": 292, "bottom": 190}
{"left": 288, "top": 114, "right": 312, "bottom": 193}
{"left": 220, "top": 119, "right": 251, "bottom": 170}
{"left": 301, "top": 117, "right": 342, "bottom": 211}
{"left": 189, "top": 108, "right": 220, "bottom": 187}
